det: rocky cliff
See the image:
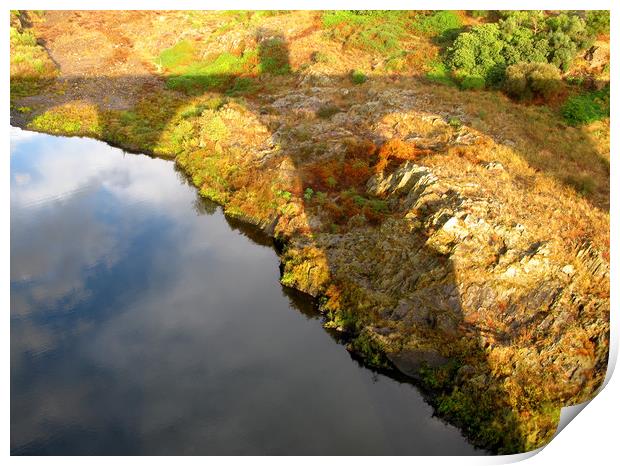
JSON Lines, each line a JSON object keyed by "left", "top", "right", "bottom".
{"left": 10, "top": 10, "right": 610, "bottom": 453}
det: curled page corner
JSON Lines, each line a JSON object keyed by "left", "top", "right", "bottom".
{"left": 548, "top": 341, "right": 617, "bottom": 451}
{"left": 554, "top": 400, "right": 591, "bottom": 438}
{"left": 488, "top": 404, "right": 592, "bottom": 465}
{"left": 493, "top": 447, "right": 545, "bottom": 464}
{"left": 493, "top": 352, "right": 616, "bottom": 464}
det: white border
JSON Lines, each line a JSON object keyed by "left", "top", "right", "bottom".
{"left": 4, "top": 1, "right": 616, "bottom": 463}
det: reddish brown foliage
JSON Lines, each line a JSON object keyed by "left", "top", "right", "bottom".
{"left": 362, "top": 205, "right": 384, "bottom": 225}
{"left": 447, "top": 145, "right": 480, "bottom": 164}
{"left": 375, "top": 138, "right": 432, "bottom": 172}
{"left": 345, "top": 138, "right": 377, "bottom": 160}
{"left": 322, "top": 200, "right": 347, "bottom": 224}
{"left": 303, "top": 159, "right": 341, "bottom": 192}
{"left": 342, "top": 160, "right": 372, "bottom": 188}
{"left": 288, "top": 176, "right": 304, "bottom": 197}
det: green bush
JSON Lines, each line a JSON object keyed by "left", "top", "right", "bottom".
{"left": 310, "top": 51, "right": 332, "bottom": 64}
{"left": 447, "top": 11, "right": 595, "bottom": 87}
{"left": 350, "top": 70, "right": 368, "bottom": 84}
{"left": 317, "top": 104, "right": 341, "bottom": 119}
{"left": 561, "top": 85, "right": 610, "bottom": 125}
{"left": 448, "top": 117, "right": 462, "bottom": 127}
{"left": 504, "top": 62, "right": 562, "bottom": 100}
{"left": 469, "top": 10, "right": 489, "bottom": 19}
{"left": 426, "top": 60, "right": 456, "bottom": 86}
{"left": 585, "top": 10, "right": 610, "bottom": 36}
{"left": 459, "top": 74, "right": 486, "bottom": 90}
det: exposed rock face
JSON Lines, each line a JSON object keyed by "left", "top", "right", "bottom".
{"left": 11, "top": 10, "right": 609, "bottom": 454}
{"left": 280, "top": 158, "right": 609, "bottom": 452}
{"left": 367, "top": 161, "right": 438, "bottom": 198}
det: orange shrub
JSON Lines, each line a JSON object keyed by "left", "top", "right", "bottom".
{"left": 343, "top": 159, "right": 372, "bottom": 188}
{"left": 362, "top": 205, "right": 384, "bottom": 225}
{"left": 345, "top": 138, "right": 377, "bottom": 160}
{"left": 375, "top": 138, "right": 431, "bottom": 172}
{"left": 447, "top": 145, "right": 480, "bottom": 164}
{"left": 303, "top": 159, "right": 341, "bottom": 192}
{"left": 340, "top": 195, "right": 362, "bottom": 220}
{"left": 322, "top": 200, "right": 347, "bottom": 224}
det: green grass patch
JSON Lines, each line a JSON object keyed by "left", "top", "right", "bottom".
{"left": 350, "top": 70, "right": 368, "bottom": 84}
{"left": 10, "top": 27, "right": 37, "bottom": 46}
{"left": 179, "top": 97, "right": 226, "bottom": 119}
{"left": 310, "top": 51, "right": 333, "bottom": 64}
{"left": 200, "top": 111, "right": 230, "bottom": 143}
{"left": 157, "top": 38, "right": 262, "bottom": 94}
{"left": 10, "top": 25, "right": 57, "bottom": 99}
{"left": 565, "top": 174, "right": 597, "bottom": 196}
{"left": 561, "top": 86, "right": 610, "bottom": 125}
{"left": 157, "top": 40, "right": 196, "bottom": 70}
{"left": 28, "top": 108, "right": 100, "bottom": 136}
{"left": 258, "top": 37, "right": 291, "bottom": 75}
{"left": 322, "top": 11, "right": 462, "bottom": 56}
{"left": 413, "top": 10, "right": 463, "bottom": 41}
{"left": 322, "top": 11, "right": 411, "bottom": 55}
{"left": 226, "top": 77, "right": 261, "bottom": 96}
{"left": 165, "top": 50, "right": 257, "bottom": 94}
{"left": 459, "top": 74, "right": 486, "bottom": 90}
{"left": 426, "top": 60, "right": 457, "bottom": 86}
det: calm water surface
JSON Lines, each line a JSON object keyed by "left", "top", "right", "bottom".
{"left": 10, "top": 127, "right": 481, "bottom": 455}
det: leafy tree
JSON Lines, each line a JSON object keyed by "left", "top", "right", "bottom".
{"left": 546, "top": 13, "right": 593, "bottom": 50}
{"left": 545, "top": 13, "right": 593, "bottom": 70}
{"left": 585, "top": 10, "right": 610, "bottom": 36}
{"left": 499, "top": 17, "right": 548, "bottom": 65}
{"left": 499, "top": 10, "right": 546, "bottom": 34}
{"left": 447, "top": 11, "right": 596, "bottom": 87}
{"left": 447, "top": 23, "right": 505, "bottom": 86}
{"left": 469, "top": 10, "right": 489, "bottom": 19}
{"left": 546, "top": 30, "right": 578, "bottom": 71}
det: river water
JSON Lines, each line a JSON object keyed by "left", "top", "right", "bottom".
{"left": 10, "top": 127, "right": 480, "bottom": 455}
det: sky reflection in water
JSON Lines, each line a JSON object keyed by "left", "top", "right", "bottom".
{"left": 10, "top": 128, "right": 480, "bottom": 455}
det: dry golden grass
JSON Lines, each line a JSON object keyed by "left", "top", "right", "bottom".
{"left": 10, "top": 10, "right": 610, "bottom": 454}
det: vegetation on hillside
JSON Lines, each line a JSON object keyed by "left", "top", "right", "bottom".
{"left": 9, "top": 10, "right": 57, "bottom": 99}
{"left": 9, "top": 10, "right": 610, "bottom": 455}
{"left": 561, "top": 85, "right": 610, "bottom": 125}
{"left": 449, "top": 11, "right": 599, "bottom": 78}
{"left": 319, "top": 10, "right": 610, "bottom": 125}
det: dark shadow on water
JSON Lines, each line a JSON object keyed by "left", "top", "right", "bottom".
{"left": 10, "top": 18, "right": 610, "bottom": 454}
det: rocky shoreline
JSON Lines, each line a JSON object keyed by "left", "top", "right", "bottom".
{"left": 10, "top": 10, "right": 610, "bottom": 454}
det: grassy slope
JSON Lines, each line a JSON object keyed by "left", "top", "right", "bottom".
{"left": 10, "top": 10, "right": 610, "bottom": 454}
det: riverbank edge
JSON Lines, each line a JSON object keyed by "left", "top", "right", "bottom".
{"left": 10, "top": 121, "right": 558, "bottom": 455}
